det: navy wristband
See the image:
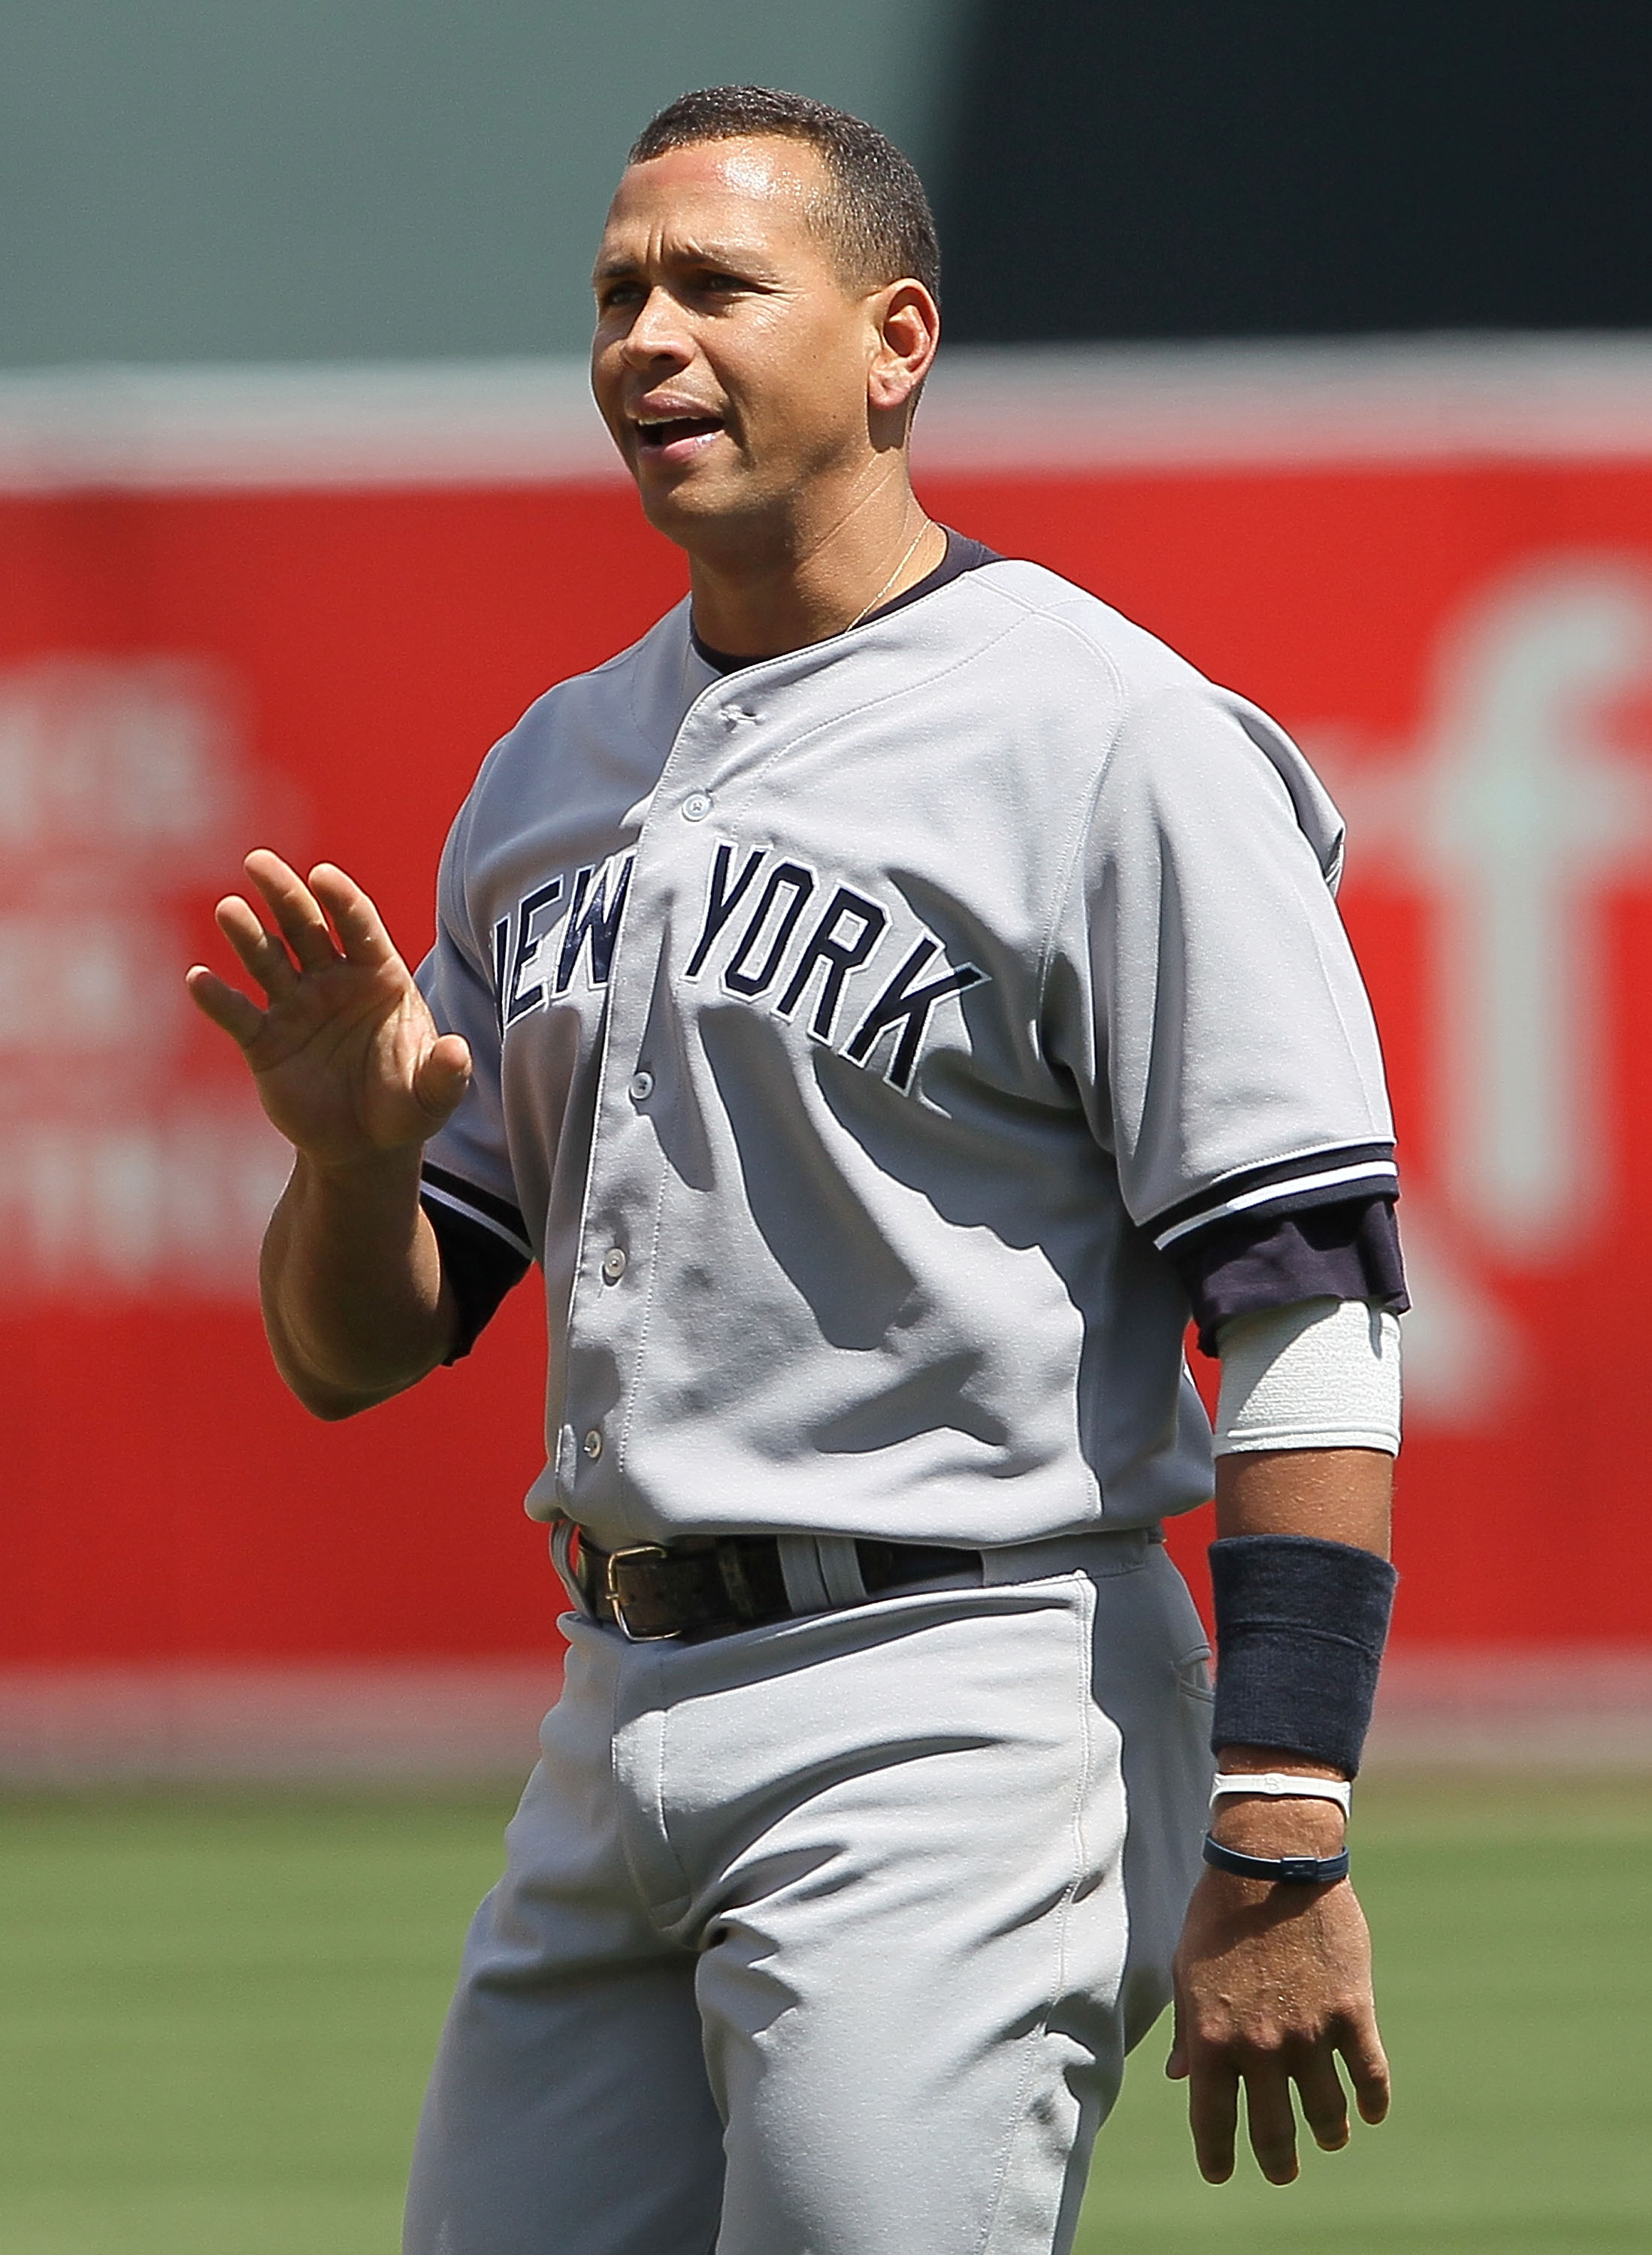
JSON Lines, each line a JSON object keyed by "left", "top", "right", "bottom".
{"left": 1210, "top": 1533, "right": 1396, "bottom": 1777}
{"left": 1203, "top": 1834, "right": 1351, "bottom": 1885}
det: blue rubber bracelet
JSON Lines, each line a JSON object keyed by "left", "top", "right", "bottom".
{"left": 1203, "top": 1833, "right": 1351, "bottom": 1885}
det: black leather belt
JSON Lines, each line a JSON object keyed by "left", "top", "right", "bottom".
{"left": 571, "top": 1530, "right": 984, "bottom": 1642}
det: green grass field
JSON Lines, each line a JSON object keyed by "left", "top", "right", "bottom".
{"left": 0, "top": 1779, "right": 1646, "bottom": 2253}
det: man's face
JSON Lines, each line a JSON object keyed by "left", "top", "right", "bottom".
{"left": 591, "top": 138, "right": 887, "bottom": 546}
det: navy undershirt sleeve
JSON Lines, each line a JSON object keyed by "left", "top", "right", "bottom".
{"left": 421, "top": 1195, "right": 532, "bottom": 1361}
{"left": 1168, "top": 1195, "right": 1408, "bottom": 1357}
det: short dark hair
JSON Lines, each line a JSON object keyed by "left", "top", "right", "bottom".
{"left": 628, "top": 86, "right": 940, "bottom": 306}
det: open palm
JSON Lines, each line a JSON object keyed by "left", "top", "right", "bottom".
{"left": 186, "top": 852, "right": 471, "bottom": 1168}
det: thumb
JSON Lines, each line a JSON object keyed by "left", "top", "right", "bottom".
{"left": 1166, "top": 1998, "right": 1188, "bottom": 2082}
{"left": 414, "top": 1033, "right": 473, "bottom": 1126}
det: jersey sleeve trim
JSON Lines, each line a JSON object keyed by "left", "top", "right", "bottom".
{"left": 419, "top": 1163, "right": 534, "bottom": 1264}
{"left": 1146, "top": 1143, "right": 1399, "bottom": 1253}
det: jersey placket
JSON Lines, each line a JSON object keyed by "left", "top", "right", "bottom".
{"left": 554, "top": 677, "right": 766, "bottom": 1538}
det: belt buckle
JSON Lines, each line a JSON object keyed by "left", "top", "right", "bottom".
{"left": 604, "top": 1543, "right": 678, "bottom": 1641}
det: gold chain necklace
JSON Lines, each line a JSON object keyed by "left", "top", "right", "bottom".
{"left": 842, "top": 519, "right": 936, "bottom": 634}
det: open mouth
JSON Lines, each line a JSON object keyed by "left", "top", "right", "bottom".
{"left": 634, "top": 413, "right": 725, "bottom": 456}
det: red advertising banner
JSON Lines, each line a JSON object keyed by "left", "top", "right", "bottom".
{"left": 3, "top": 347, "right": 1650, "bottom": 1659}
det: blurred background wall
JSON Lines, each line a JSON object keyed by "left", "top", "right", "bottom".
{"left": 0, "top": 0, "right": 975, "bottom": 365}
{"left": 3, "top": 1, "right": 1651, "bottom": 1763}
{"left": 7, "top": 0, "right": 1650, "bottom": 368}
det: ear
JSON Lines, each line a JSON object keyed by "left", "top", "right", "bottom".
{"left": 867, "top": 280, "right": 941, "bottom": 417}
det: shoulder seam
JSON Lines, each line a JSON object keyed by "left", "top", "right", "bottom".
{"left": 1030, "top": 612, "right": 1133, "bottom": 1017}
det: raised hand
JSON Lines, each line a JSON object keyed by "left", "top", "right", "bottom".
{"left": 186, "top": 851, "right": 472, "bottom": 1170}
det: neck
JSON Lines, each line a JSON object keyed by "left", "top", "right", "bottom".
{"left": 685, "top": 471, "right": 944, "bottom": 659}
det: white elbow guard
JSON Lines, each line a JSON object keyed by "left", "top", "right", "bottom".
{"left": 1213, "top": 1297, "right": 1402, "bottom": 1457}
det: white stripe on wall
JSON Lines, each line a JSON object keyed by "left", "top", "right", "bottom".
{"left": 2, "top": 1650, "right": 1647, "bottom": 1781}
{"left": 5, "top": 335, "right": 1652, "bottom": 495}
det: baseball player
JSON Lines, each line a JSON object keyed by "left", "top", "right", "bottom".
{"left": 188, "top": 86, "right": 1406, "bottom": 2255}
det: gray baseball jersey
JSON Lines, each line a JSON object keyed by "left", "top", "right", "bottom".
{"left": 415, "top": 555, "right": 1396, "bottom": 1552}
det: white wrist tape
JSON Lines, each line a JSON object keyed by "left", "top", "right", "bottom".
{"left": 1213, "top": 1296, "right": 1401, "bottom": 1457}
{"left": 1210, "top": 1771, "right": 1352, "bottom": 1815}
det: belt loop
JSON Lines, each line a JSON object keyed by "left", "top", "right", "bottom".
{"left": 776, "top": 1535, "right": 831, "bottom": 1615}
{"left": 979, "top": 1527, "right": 1153, "bottom": 1585}
{"left": 549, "top": 1518, "right": 595, "bottom": 1619}
{"left": 815, "top": 1536, "right": 867, "bottom": 1609}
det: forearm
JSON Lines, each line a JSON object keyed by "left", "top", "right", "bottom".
{"left": 1171, "top": 1445, "right": 1395, "bottom": 2183}
{"left": 1214, "top": 1444, "right": 1390, "bottom": 1557}
{"left": 1209, "top": 1288, "right": 1397, "bottom": 1786}
{"left": 1209, "top": 1446, "right": 1390, "bottom": 1855}
{"left": 261, "top": 1148, "right": 457, "bottom": 1417}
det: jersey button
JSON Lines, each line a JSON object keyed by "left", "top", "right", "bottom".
{"left": 582, "top": 1429, "right": 603, "bottom": 1461}
{"left": 601, "top": 1247, "right": 627, "bottom": 1283}
{"left": 682, "top": 792, "right": 713, "bottom": 822}
{"left": 628, "top": 1069, "right": 654, "bottom": 1102}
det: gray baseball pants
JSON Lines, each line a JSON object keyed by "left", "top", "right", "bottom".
{"left": 403, "top": 1532, "right": 1214, "bottom": 2255}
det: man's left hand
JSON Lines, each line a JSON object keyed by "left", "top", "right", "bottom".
{"left": 1166, "top": 1858, "right": 1390, "bottom": 2184}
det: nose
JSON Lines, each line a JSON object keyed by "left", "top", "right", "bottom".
{"left": 619, "top": 285, "right": 692, "bottom": 369}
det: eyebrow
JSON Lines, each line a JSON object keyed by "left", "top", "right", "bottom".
{"left": 592, "top": 238, "right": 776, "bottom": 286}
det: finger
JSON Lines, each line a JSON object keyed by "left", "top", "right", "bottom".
{"left": 186, "top": 964, "right": 265, "bottom": 1049}
{"left": 1165, "top": 1994, "right": 1188, "bottom": 2081}
{"left": 1185, "top": 2052, "right": 1240, "bottom": 2184}
{"left": 1293, "top": 2048, "right": 1352, "bottom": 2152}
{"left": 308, "top": 861, "right": 398, "bottom": 970}
{"left": 1339, "top": 2016, "right": 1392, "bottom": 2126}
{"left": 413, "top": 1034, "right": 473, "bottom": 1126}
{"left": 244, "top": 849, "right": 340, "bottom": 974}
{"left": 215, "top": 894, "right": 300, "bottom": 999}
{"left": 1241, "top": 2064, "right": 1302, "bottom": 2185}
